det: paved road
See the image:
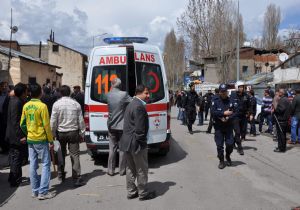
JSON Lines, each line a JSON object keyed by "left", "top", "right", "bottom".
{"left": 1, "top": 109, "right": 300, "bottom": 210}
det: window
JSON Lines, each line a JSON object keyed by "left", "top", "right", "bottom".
{"left": 242, "top": 66, "right": 248, "bottom": 74}
{"left": 28, "top": 77, "right": 36, "bottom": 85}
{"left": 91, "top": 65, "right": 126, "bottom": 103}
{"left": 136, "top": 62, "right": 165, "bottom": 103}
{"left": 52, "top": 44, "right": 59, "bottom": 52}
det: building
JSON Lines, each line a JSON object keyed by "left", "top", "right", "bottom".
{"left": 194, "top": 47, "right": 285, "bottom": 83}
{"left": 20, "top": 40, "right": 88, "bottom": 88}
{"left": 0, "top": 45, "right": 62, "bottom": 86}
{"left": 273, "top": 52, "right": 300, "bottom": 89}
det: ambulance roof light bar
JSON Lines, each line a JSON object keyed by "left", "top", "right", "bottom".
{"left": 103, "top": 37, "right": 148, "bottom": 44}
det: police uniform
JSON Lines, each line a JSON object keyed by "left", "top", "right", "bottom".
{"left": 211, "top": 84, "right": 236, "bottom": 169}
{"left": 183, "top": 83, "right": 198, "bottom": 134}
{"left": 230, "top": 90, "right": 250, "bottom": 155}
{"left": 207, "top": 93, "right": 219, "bottom": 133}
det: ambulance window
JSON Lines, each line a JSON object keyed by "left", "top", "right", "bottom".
{"left": 91, "top": 65, "right": 126, "bottom": 103}
{"left": 136, "top": 62, "right": 165, "bottom": 103}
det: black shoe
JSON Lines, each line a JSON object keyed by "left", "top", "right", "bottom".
{"left": 127, "top": 192, "right": 138, "bottom": 200}
{"left": 189, "top": 130, "right": 193, "bottom": 135}
{"left": 225, "top": 155, "right": 232, "bottom": 166}
{"left": 218, "top": 161, "right": 226, "bottom": 169}
{"left": 206, "top": 130, "right": 211, "bottom": 134}
{"left": 58, "top": 174, "right": 66, "bottom": 183}
{"left": 237, "top": 147, "right": 244, "bottom": 155}
{"left": 274, "top": 148, "right": 285, "bottom": 153}
{"left": 139, "top": 191, "right": 156, "bottom": 201}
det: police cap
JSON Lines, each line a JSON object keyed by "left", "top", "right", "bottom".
{"left": 219, "top": 83, "right": 228, "bottom": 92}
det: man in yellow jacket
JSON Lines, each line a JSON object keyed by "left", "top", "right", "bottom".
{"left": 20, "top": 83, "right": 55, "bottom": 200}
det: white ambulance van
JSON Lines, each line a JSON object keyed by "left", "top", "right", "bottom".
{"left": 84, "top": 37, "right": 171, "bottom": 157}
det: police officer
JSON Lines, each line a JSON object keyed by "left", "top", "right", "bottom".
{"left": 230, "top": 81, "right": 250, "bottom": 155}
{"left": 206, "top": 88, "right": 219, "bottom": 133}
{"left": 183, "top": 82, "right": 198, "bottom": 134}
{"left": 211, "top": 84, "right": 236, "bottom": 169}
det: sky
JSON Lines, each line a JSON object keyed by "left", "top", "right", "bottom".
{"left": 0, "top": 0, "right": 299, "bottom": 55}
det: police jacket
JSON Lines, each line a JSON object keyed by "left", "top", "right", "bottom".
{"left": 211, "top": 96, "right": 237, "bottom": 129}
{"left": 230, "top": 91, "right": 250, "bottom": 117}
{"left": 175, "top": 94, "right": 183, "bottom": 108}
{"left": 249, "top": 96, "right": 257, "bottom": 115}
{"left": 204, "top": 93, "right": 214, "bottom": 107}
{"left": 183, "top": 91, "right": 198, "bottom": 111}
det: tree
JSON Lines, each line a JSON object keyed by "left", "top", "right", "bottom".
{"left": 163, "top": 29, "right": 185, "bottom": 89}
{"left": 283, "top": 25, "right": 300, "bottom": 53}
{"left": 177, "top": 0, "right": 245, "bottom": 82}
{"left": 262, "top": 3, "right": 281, "bottom": 50}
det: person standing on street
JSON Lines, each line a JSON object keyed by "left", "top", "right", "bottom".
{"left": 20, "top": 83, "right": 55, "bottom": 200}
{"left": 248, "top": 90, "right": 257, "bottom": 137}
{"left": 41, "top": 86, "right": 56, "bottom": 116}
{"left": 182, "top": 82, "right": 198, "bottom": 134}
{"left": 71, "top": 86, "right": 85, "bottom": 115}
{"left": 204, "top": 89, "right": 214, "bottom": 121}
{"left": 105, "top": 78, "right": 131, "bottom": 176}
{"left": 180, "top": 91, "right": 187, "bottom": 125}
{"left": 211, "top": 84, "right": 236, "bottom": 169}
{"left": 197, "top": 92, "right": 204, "bottom": 126}
{"left": 273, "top": 88, "right": 291, "bottom": 153}
{"left": 50, "top": 85, "right": 85, "bottom": 186}
{"left": 174, "top": 90, "right": 183, "bottom": 121}
{"left": 272, "top": 89, "right": 280, "bottom": 141}
{"left": 289, "top": 89, "right": 300, "bottom": 144}
{"left": 230, "top": 81, "right": 250, "bottom": 155}
{"left": 120, "top": 85, "right": 156, "bottom": 201}
{"left": 0, "top": 81, "right": 10, "bottom": 154}
{"left": 259, "top": 90, "right": 273, "bottom": 134}
{"left": 6, "top": 83, "right": 28, "bottom": 187}
{"left": 206, "top": 88, "right": 219, "bottom": 133}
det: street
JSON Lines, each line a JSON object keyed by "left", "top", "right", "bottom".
{"left": 1, "top": 109, "right": 300, "bottom": 210}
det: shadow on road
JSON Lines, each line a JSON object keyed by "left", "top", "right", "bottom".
{"left": 147, "top": 181, "right": 176, "bottom": 197}
{"left": 244, "top": 138, "right": 256, "bottom": 142}
{"left": 230, "top": 161, "right": 246, "bottom": 167}
{"left": 52, "top": 169, "right": 105, "bottom": 195}
{"left": 148, "top": 137, "right": 187, "bottom": 169}
{"left": 243, "top": 146, "right": 258, "bottom": 151}
{"left": 0, "top": 171, "right": 17, "bottom": 207}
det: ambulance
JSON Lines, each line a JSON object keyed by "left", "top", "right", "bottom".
{"left": 84, "top": 37, "right": 171, "bottom": 157}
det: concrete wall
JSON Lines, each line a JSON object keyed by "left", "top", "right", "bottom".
{"left": 204, "top": 64, "right": 219, "bottom": 83}
{"left": 47, "top": 41, "right": 85, "bottom": 88}
{"left": 0, "top": 53, "right": 21, "bottom": 85}
{"left": 20, "top": 59, "right": 57, "bottom": 86}
{"left": 273, "top": 67, "right": 300, "bottom": 84}
{"left": 20, "top": 45, "right": 49, "bottom": 61}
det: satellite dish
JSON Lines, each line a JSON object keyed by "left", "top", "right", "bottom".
{"left": 279, "top": 53, "right": 288, "bottom": 62}
{"left": 11, "top": 26, "right": 18, "bottom": 33}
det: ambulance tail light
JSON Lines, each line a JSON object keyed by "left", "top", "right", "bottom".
{"left": 84, "top": 105, "right": 90, "bottom": 131}
{"left": 167, "top": 102, "right": 171, "bottom": 130}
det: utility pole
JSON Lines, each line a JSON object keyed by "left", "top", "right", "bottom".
{"left": 236, "top": 0, "right": 240, "bottom": 81}
{"left": 7, "top": 8, "right": 18, "bottom": 72}
{"left": 8, "top": 9, "right": 13, "bottom": 72}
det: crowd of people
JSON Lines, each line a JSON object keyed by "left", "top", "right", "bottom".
{"left": 174, "top": 82, "right": 298, "bottom": 169}
{"left": 0, "top": 78, "right": 156, "bottom": 201}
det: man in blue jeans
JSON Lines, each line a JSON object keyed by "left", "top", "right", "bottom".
{"left": 290, "top": 89, "right": 300, "bottom": 144}
{"left": 20, "top": 84, "right": 55, "bottom": 200}
{"left": 259, "top": 90, "right": 273, "bottom": 134}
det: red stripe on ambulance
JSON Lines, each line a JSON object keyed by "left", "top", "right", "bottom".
{"left": 88, "top": 103, "right": 167, "bottom": 113}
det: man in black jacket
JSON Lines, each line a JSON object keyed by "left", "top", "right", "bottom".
{"left": 0, "top": 81, "right": 10, "bottom": 153}
{"left": 248, "top": 90, "right": 257, "bottom": 136}
{"left": 6, "top": 83, "right": 28, "bottom": 187}
{"left": 273, "top": 88, "right": 291, "bottom": 152}
{"left": 120, "top": 85, "right": 156, "bottom": 201}
{"left": 183, "top": 83, "right": 198, "bottom": 134}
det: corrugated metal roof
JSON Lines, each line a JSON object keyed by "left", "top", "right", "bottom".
{"left": 0, "top": 45, "right": 60, "bottom": 68}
